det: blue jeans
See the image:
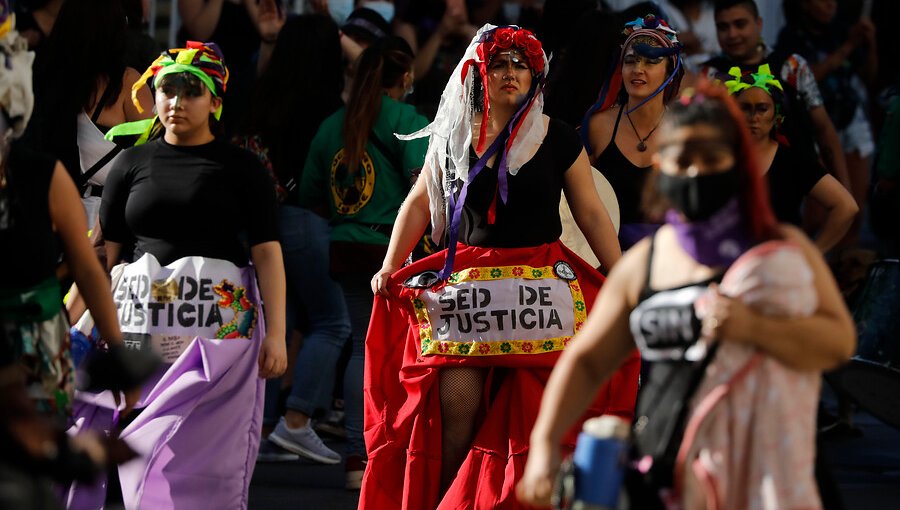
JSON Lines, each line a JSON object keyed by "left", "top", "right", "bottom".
{"left": 333, "top": 271, "right": 372, "bottom": 459}
{"left": 264, "top": 206, "right": 351, "bottom": 425}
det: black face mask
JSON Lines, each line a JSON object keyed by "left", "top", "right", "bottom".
{"left": 656, "top": 167, "right": 740, "bottom": 222}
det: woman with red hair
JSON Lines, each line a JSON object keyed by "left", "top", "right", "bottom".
{"left": 518, "top": 82, "right": 855, "bottom": 509}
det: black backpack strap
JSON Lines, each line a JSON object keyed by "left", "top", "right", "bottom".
{"left": 77, "top": 145, "right": 123, "bottom": 192}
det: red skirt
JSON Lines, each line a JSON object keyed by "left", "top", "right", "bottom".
{"left": 361, "top": 241, "right": 640, "bottom": 509}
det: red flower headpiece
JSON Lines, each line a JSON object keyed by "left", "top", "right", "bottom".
{"left": 480, "top": 26, "right": 545, "bottom": 74}
{"left": 464, "top": 26, "right": 547, "bottom": 154}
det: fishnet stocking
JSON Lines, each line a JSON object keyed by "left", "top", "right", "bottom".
{"left": 439, "top": 367, "right": 486, "bottom": 493}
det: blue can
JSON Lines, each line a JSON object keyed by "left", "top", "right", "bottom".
{"left": 572, "top": 415, "right": 630, "bottom": 510}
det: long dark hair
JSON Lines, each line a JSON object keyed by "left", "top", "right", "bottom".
{"left": 25, "top": 0, "right": 128, "bottom": 176}
{"left": 36, "top": 0, "right": 127, "bottom": 116}
{"left": 244, "top": 14, "right": 343, "bottom": 185}
{"left": 343, "top": 37, "right": 413, "bottom": 174}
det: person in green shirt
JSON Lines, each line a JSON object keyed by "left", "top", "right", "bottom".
{"left": 297, "top": 35, "right": 426, "bottom": 489}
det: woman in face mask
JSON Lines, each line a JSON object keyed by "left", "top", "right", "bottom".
{"left": 518, "top": 81, "right": 856, "bottom": 509}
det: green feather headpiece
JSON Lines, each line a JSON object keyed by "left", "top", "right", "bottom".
{"left": 723, "top": 63, "right": 783, "bottom": 96}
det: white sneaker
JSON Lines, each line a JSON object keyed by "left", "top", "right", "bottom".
{"left": 268, "top": 417, "right": 341, "bottom": 465}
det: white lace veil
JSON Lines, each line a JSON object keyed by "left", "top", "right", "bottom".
{"left": 396, "top": 24, "right": 550, "bottom": 243}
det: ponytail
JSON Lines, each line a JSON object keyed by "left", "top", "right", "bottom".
{"left": 343, "top": 37, "right": 413, "bottom": 174}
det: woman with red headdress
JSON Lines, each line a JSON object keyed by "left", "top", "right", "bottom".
{"left": 362, "top": 24, "right": 639, "bottom": 508}
{"left": 518, "top": 82, "right": 855, "bottom": 509}
{"left": 583, "top": 14, "right": 685, "bottom": 251}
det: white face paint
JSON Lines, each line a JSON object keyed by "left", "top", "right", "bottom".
{"left": 362, "top": 0, "right": 395, "bottom": 23}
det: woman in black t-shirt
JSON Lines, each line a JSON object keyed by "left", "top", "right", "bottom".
{"left": 726, "top": 64, "right": 856, "bottom": 253}
{"left": 101, "top": 42, "right": 286, "bottom": 376}
{"left": 94, "top": 42, "right": 286, "bottom": 508}
{"left": 362, "top": 26, "right": 637, "bottom": 508}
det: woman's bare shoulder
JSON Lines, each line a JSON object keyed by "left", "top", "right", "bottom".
{"left": 123, "top": 67, "right": 143, "bottom": 87}
{"left": 587, "top": 108, "right": 618, "bottom": 156}
{"left": 607, "top": 234, "right": 653, "bottom": 307}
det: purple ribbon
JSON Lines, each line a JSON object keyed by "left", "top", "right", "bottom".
{"left": 438, "top": 79, "right": 545, "bottom": 280}
{"left": 440, "top": 135, "right": 506, "bottom": 280}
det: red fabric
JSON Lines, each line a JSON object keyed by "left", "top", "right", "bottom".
{"left": 361, "top": 242, "right": 640, "bottom": 509}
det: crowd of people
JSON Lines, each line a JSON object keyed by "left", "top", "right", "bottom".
{"left": 2, "top": 0, "right": 898, "bottom": 508}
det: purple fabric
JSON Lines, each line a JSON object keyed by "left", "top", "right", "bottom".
{"left": 65, "top": 260, "right": 265, "bottom": 510}
{"left": 66, "top": 337, "right": 264, "bottom": 510}
{"left": 665, "top": 198, "right": 751, "bottom": 267}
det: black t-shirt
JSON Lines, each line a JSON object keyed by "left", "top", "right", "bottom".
{"left": 458, "top": 118, "right": 583, "bottom": 248}
{"left": 767, "top": 144, "right": 826, "bottom": 226}
{"left": 100, "top": 138, "right": 278, "bottom": 267}
{"left": 0, "top": 144, "right": 59, "bottom": 289}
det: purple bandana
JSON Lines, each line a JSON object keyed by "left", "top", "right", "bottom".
{"left": 665, "top": 197, "right": 751, "bottom": 267}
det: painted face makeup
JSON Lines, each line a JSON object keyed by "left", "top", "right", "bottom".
{"left": 622, "top": 52, "right": 665, "bottom": 67}
{"left": 487, "top": 50, "right": 531, "bottom": 75}
{"left": 487, "top": 50, "right": 533, "bottom": 107}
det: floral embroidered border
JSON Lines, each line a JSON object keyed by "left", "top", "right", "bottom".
{"left": 410, "top": 264, "right": 587, "bottom": 357}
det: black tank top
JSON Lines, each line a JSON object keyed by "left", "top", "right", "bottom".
{"left": 628, "top": 236, "right": 723, "bottom": 493}
{"left": 592, "top": 104, "right": 654, "bottom": 225}
{"left": 628, "top": 234, "right": 722, "bottom": 361}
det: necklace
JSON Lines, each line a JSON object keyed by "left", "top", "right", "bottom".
{"left": 625, "top": 109, "right": 665, "bottom": 152}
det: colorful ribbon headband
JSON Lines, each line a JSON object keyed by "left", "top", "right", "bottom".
{"left": 623, "top": 14, "right": 680, "bottom": 46}
{"left": 105, "top": 41, "right": 228, "bottom": 146}
{"left": 131, "top": 41, "right": 229, "bottom": 119}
